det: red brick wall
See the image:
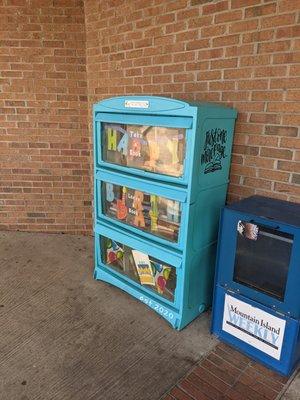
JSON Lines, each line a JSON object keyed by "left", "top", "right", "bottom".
{"left": 0, "top": 0, "right": 92, "bottom": 234}
{"left": 84, "top": 0, "right": 300, "bottom": 204}
{"left": 1, "top": 0, "right": 299, "bottom": 235}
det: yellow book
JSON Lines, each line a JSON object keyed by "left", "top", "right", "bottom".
{"left": 132, "top": 250, "right": 155, "bottom": 286}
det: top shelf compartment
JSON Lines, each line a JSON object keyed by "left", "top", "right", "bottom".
{"left": 103, "top": 122, "right": 186, "bottom": 178}
{"left": 94, "top": 96, "right": 237, "bottom": 185}
{"left": 94, "top": 111, "right": 193, "bottom": 183}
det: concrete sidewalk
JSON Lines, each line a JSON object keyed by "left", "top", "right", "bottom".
{"left": 0, "top": 231, "right": 298, "bottom": 400}
{"left": 0, "top": 231, "right": 215, "bottom": 400}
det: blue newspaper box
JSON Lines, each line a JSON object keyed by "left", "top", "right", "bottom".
{"left": 212, "top": 196, "right": 300, "bottom": 375}
{"left": 93, "top": 96, "right": 237, "bottom": 329}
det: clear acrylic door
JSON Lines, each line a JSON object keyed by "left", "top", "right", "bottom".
{"left": 100, "top": 236, "right": 177, "bottom": 302}
{"left": 233, "top": 221, "right": 293, "bottom": 301}
{"left": 102, "top": 182, "right": 181, "bottom": 242}
{"left": 102, "top": 123, "right": 186, "bottom": 177}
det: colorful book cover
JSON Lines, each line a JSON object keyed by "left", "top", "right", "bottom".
{"left": 132, "top": 250, "right": 155, "bottom": 286}
{"left": 152, "top": 262, "right": 172, "bottom": 296}
{"left": 106, "top": 240, "right": 124, "bottom": 269}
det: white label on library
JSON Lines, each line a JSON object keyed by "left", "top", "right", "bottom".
{"left": 139, "top": 295, "right": 174, "bottom": 320}
{"left": 222, "top": 294, "right": 286, "bottom": 360}
{"left": 125, "top": 100, "right": 149, "bottom": 109}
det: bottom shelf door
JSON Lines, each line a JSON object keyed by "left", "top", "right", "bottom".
{"left": 94, "top": 223, "right": 183, "bottom": 328}
{"left": 100, "top": 235, "right": 177, "bottom": 303}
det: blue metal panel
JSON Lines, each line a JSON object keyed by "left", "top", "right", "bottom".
{"left": 227, "top": 195, "right": 300, "bottom": 228}
{"left": 212, "top": 285, "right": 300, "bottom": 376}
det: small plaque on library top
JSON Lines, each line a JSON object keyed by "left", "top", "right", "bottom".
{"left": 125, "top": 100, "right": 149, "bottom": 109}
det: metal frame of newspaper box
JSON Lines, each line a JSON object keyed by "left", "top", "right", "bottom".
{"left": 212, "top": 196, "right": 300, "bottom": 375}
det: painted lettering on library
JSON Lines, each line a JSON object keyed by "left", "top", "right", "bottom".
{"left": 201, "top": 128, "right": 227, "bottom": 174}
{"left": 104, "top": 123, "right": 186, "bottom": 177}
{"left": 104, "top": 182, "right": 181, "bottom": 242}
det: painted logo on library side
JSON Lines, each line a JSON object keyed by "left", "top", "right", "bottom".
{"left": 222, "top": 294, "right": 286, "bottom": 360}
{"left": 201, "top": 128, "right": 227, "bottom": 174}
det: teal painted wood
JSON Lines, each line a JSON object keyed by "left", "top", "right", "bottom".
{"left": 93, "top": 96, "right": 237, "bottom": 330}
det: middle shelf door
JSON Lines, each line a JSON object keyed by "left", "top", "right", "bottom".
{"left": 95, "top": 222, "right": 183, "bottom": 309}
{"left": 95, "top": 168, "right": 189, "bottom": 251}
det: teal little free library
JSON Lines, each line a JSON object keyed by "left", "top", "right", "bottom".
{"left": 93, "top": 96, "right": 237, "bottom": 330}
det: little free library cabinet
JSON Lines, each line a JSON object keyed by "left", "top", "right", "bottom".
{"left": 93, "top": 96, "right": 237, "bottom": 330}
{"left": 212, "top": 196, "right": 300, "bottom": 375}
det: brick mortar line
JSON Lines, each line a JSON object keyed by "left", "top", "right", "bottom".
{"left": 276, "top": 367, "right": 300, "bottom": 400}
{"left": 203, "top": 346, "right": 254, "bottom": 397}
{"left": 223, "top": 358, "right": 249, "bottom": 398}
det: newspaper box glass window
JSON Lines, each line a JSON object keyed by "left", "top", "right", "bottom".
{"left": 234, "top": 222, "right": 293, "bottom": 301}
